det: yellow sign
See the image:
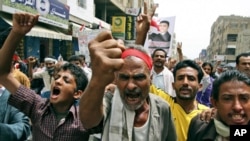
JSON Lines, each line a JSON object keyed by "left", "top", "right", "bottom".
{"left": 112, "top": 16, "right": 126, "bottom": 33}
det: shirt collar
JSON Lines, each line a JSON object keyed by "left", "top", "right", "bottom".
{"left": 0, "top": 87, "right": 6, "bottom": 97}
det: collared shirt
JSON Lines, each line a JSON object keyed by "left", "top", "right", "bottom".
{"left": 151, "top": 71, "right": 165, "bottom": 91}
{"left": 0, "top": 87, "right": 5, "bottom": 97}
{"left": 8, "top": 85, "right": 89, "bottom": 141}
{"left": 150, "top": 85, "right": 209, "bottom": 141}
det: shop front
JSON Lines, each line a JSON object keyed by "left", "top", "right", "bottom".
{"left": 0, "top": 0, "right": 72, "bottom": 62}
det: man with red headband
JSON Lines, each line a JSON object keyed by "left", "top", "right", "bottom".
{"left": 80, "top": 34, "right": 176, "bottom": 140}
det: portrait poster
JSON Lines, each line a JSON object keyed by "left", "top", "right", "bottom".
{"left": 78, "top": 29, "right": 107, "bottom": 64}
{"left": 144, "top": 16, "right": 176, "bottom": 57}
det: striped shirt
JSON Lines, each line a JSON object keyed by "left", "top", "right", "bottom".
{"left": 8, "top": 85, "right": 89, "bottom": 141}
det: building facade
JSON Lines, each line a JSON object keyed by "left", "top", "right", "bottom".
{"left": 206, "top": 15, "right": 250, "bottom": 63}
{"left": 0, "top": 0, "right": 154, "bottom": 62}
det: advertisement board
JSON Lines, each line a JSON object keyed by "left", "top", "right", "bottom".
{"left": 2, "top": 0, "right": 69, "bottom": 29}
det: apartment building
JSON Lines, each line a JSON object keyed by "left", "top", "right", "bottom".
{"left": 206, "top": 15, "right": 250, "bottom": 63}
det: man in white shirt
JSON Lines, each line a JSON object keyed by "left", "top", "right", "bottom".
{"left": 151, "top": 48, "right": 175, "bottom": 97}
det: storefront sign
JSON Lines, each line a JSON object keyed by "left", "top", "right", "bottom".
{"left": 125, "top": 16, "right": 135, "bottom": 40}
{"left": 2, "top": 0, "right": 69, "bottom": 29}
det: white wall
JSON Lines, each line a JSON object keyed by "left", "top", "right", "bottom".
{"left": 67, "top": 0, "right": 110, "bottom": 29}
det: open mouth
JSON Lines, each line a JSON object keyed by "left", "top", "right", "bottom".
{"left": 52, "top": 87, "right": 60, "bottom": 96}
{"left": 232, "top": 114, "right": 244, "bottom": 120}
{"left": 126, "top": 93, "right": 140, "bottom": 98}
{"left": 230, "top": 114, "right": 247, "bottom": 124}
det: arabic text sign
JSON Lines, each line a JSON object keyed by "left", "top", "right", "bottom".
{"left": 2, "top": 0, "right": 69, "bottom": 29}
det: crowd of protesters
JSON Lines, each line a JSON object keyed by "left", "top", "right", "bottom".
{"left": 0, "top": 2, "right": 250, "bottom": 141}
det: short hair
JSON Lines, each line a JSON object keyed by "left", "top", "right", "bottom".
{"left": 59, "top": 63, "right": 88, "bottom": 91}
{"left": 78, "top": 54, "right": 86, "bottom": 61}
{"left": 160, "top": 20, "right": 169, "bottom": 26}
{"left": 173, "top": 60, "right": 204, "bottom": 83}
{"left": 236, "top": 52, "right": 250, "bottom": 65}
{"left": 212, "top": 70, "right": 250, "bottom": 100}
{"left": 68, "top": 55, "right": 83, "bottom": 64}
{"left": 151, "top": 48, "right": 167, "bottom": 58}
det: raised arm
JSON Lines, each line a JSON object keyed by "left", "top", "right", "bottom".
{"left": 79, "top": 31, "right": 125, "bottom": 129}
{"left": 0, "top": 13, "right": 39, "bottom": 94}
{"left": 135, "top": 2, "right": 157, "bottom": 45}
{"left": 177, "top": 42, "right": 183, "bottom": 61}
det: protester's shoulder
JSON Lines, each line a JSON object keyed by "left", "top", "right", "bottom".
{"left": 163, "top": 66, "right": 173, "bottom": 74}
{"left": 189, "top": 113, "right": 211, "bottom": 133}
{"left": 149, "top": 93, "right": 170, "bottom": 107}
{"left": 148, "top": 32, "right": 160, "bottom": 38}
{"left": 188, "top": 113, "right": 211, "bottom": 141}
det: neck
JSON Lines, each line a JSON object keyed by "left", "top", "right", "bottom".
{"left": 52, "top": 103, "right": 72, "bottom": 114}
{"left": 154, "top": 66, "right": 164, "bottom": 74}
{"left": 176, "top": 98, "right": 197, "bottom": 114}
{"left": 134, "top": 99, "right": 150, "bottom": 127}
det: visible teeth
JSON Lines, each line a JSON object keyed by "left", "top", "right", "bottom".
{"left": 232, "top": 114, "right": 242, "bottom": 120}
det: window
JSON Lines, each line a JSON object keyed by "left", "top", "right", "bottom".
{"left": 225, "top": 48, "right": 235, "bottom": 55}
{"left": 227, "top": 34, "right": 237, "bottom": 42}
{"left": 78, "top": 0, "right": 86, "bottom": 8}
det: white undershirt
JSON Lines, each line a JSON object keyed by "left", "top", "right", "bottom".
{"left": 133, "top": 108, "right": 150, "bottom": 141}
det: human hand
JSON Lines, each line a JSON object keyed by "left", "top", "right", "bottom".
{"left": 88, "top": 31, "right": 125, "bottom": 86}
{"left": 104, "top": 83, "right": 116, "bottom": 94}
{"left": 200, "top": 108, "right": 217, "bottom": 122}
{"left": 167, "top": 58, "right": 177, "bottom": 70}
{"left": 177, "top": 42, "right": 182, "bottom": 54}
{"left": 12, "top": 13, "right": 39, "bottom": 35}
{"left": 136, "top": 2, "right": 157, "bottom": 34}
{"left": 27, "top": 56, "right": 36, "bottom": 64}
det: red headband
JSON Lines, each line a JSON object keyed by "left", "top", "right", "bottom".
{"left": 121, "top": 48, "right": 152, "bottom": 70}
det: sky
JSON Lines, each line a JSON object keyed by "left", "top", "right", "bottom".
{"left": 154, "top": 0, "right": 250, "bottom": 59}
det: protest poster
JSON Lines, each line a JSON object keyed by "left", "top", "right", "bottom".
{"left": 144, "top": 16, "right": 175, "bottom": 57}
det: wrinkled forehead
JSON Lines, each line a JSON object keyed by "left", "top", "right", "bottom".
{"left": 117, "top": 57, "right": 150, "bottom": 74}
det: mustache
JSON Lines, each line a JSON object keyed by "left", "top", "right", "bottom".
{"left": 179, "top": 87, "right": 191, "bottom": 91}
{"left": 124, "top": 88, "right": 141, "bottom": 95}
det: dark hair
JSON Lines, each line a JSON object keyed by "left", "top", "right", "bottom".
{"left": 236, "top": 52, "right": 250, "bottom": 65}
{"left": 160, "top": 20, "right": 169, "bottom": 26}
{"left": 173, "top": 60, "right": 204, "bottom": 83}
{"left": 60, "top": 63, "right": 88, "bottom": 91}
{"left": 151, "top": 48, "right": 167, "bottom": 58}
{"left": 68, "top": 55, "right": 83, "bottom": 64}
{"left": 45, "top": 55, "right": 56, "bottom": 59}
{"left": 202, "top": 62, "right": 214, "bottom": 76}
{"left": 78, "top": 54, "right": 86, "bottom": 61}
{"left": 212, "top": 70, "right": 250, "bottom": 100}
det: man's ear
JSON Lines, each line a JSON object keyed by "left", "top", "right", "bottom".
{"left": 198, "top": 83, "right": 203, "bottom": 91}
{"left": 210, "top": 97, "right": 217, "bottom": 108}
{"left": 74, "top": 90, "right": 83, "bottom": 100}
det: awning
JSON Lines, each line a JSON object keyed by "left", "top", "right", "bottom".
{"left": 0, "top": 15, "right": 72, "bottom": 41}
{"left": 70, "top": 22, "right": 91, "bottom": 37}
